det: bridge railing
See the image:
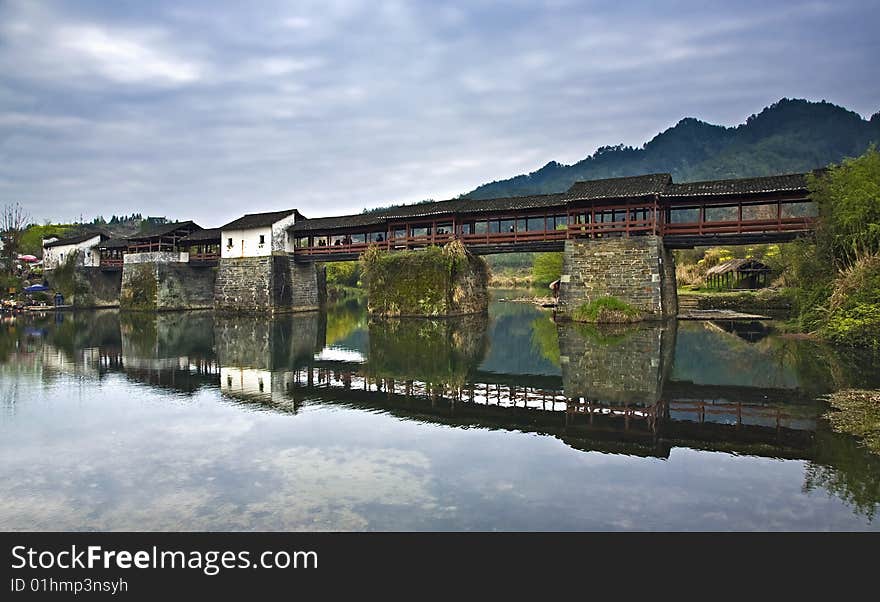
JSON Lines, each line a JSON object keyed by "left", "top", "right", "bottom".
{"left": 99, "top": 257, "right": 124, "bottom": 269}
{"left": 567, "top": 217, "right": 657, "bottom": 238}
{"left": 663, "top": 216, "right": 816, "bottom": 237}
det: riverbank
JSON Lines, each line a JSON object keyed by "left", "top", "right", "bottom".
{"left": 677, "top": 288, "right": 794, "bottom": 313}
{"left": 824, "top": 390, "right": 880, "bottom": 456}
{"left": 488, "top": 271, "right": 535, "bottom": 288}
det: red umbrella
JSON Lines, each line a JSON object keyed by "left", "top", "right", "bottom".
{"left": 17, "top": 255, "right": 38, "bottom": 262}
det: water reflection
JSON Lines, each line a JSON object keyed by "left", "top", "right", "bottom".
{"left": 1, "top": 299, "right": 879, "bottom": 529}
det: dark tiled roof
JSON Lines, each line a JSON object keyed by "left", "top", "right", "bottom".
{"left": 180, "top": 228, "right": 221, "bottom": 243}
{"left": 291, "top": 193, "right": 568, "bottom": 232}
{"left": 290, "top": 213, "right": 385, "bottom": 233}
{"left": 221, "top": 209, "right": 304, "bottom": 230}
{"left": 291, "top": 171, "right": 813, "bottom": 235}
{"left": 43, "top": 231, "right": 108, "bottom": 248}
{"left": 564, "top": 173, "right": 672, "bottom": 201}
{"left": 128, "top": 220, "right": 201, "bottom": 240}
{"left": 663, "top": 173, "right": 808, "bottom": 197}
{"left": 97, "top": 238, "right": 130, "bottom": 249}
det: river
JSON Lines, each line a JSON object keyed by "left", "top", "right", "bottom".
{"left": 1, "top": 291, "right": 878, "bottom": 530}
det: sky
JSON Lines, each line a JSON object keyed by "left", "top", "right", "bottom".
{"left": 0, "top": 0, "right": 877, "bottom": 226}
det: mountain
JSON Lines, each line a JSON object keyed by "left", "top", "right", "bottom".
{"left": 465, "top": 98, "right": 880, "bottom": 199}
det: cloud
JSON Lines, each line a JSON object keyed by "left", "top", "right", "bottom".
{"left": 53, "top": 24, "right": 202, "bottom": 85}
{"left": 0, "top": 0, "right": 876, "bottom": 224}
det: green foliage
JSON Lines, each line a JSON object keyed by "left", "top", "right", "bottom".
{"left": 119, "top": 264, "right": 158, "bottom": 310}
{"left": 808, "top": 146, "right": 880, "bottom": 267}
{"left": 361, "top": 242, "right": 482, "bottom": 316}
{"left": 771, "top": 149, "right": 880, "bottom": 346}
{"left": 689, "top": 289, "right": 794, "bottom": 311}
{"left": 531, "top": 252, "right": 563, "bottom": 287}
{"left": 49, "top": 250, "right": 78, "bottom": 298}
{"left": 572, "top": 297, "right": 642, "bottom": 323}
{"left": 484, "top": 252, "right": 534, "bottom": 270}
{"left": 20, "top": 224, "right": 73, "bottom": 256}
{"left": 0, "top": 274, "right": 20, "bottom": 294}
{"left": 325, "top": 261, "right": 361, "bottom": 288}
{"left": 818, "top": 255, "right": 880, "bottom": 347}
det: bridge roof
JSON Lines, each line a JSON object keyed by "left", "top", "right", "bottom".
{"left": 564, "top": 173, "right": 671, "bottom": 201}
{"left": 180, "top": 228, "right": 221, "bottom": 243}
{"left": 663, "top": 172, "right": 808, "bottom": 197}
{"left": 291, "top": 192, "right": 568, "bottom": 233}
{"left": 289, "top": 171, "right": 811, "bottom": 234}
{"left": 127, "top": 220, "right": 201, "bottom": 241}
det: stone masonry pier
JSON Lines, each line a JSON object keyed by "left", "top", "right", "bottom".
{"left": 214, "top": 255, "right": 325, "bottom": 313}
{"left": 557, "top": 235, "right": 678, "bottom": 321}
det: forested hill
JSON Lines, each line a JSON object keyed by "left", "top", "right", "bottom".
{"left": 465, "top": 98, "right": 880, "bottom": 199}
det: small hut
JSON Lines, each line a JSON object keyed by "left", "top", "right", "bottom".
{"left": 705, "top": 258, "right": 772, "bottom": 290}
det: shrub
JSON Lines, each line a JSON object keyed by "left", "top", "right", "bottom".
{"left": 325, "top": 261, "right": 361, "bottom": 288}
{"left": 572, "top": 297, "right": 642, "bottom": 323}
{"left": 821, "top": 254, "right": 880, "bottom": 348}
{"left": 532, "top": 252, "right": 563, "bottom": 287}
{"left": 360, "top": 241, "right": 483, "bottom": 316}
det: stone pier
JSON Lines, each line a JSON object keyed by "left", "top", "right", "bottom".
{"left": 44, "top": 267, "right": 122, "bottom": 308}
{"left": 363, "top": 246, "right": 489, "bottom": 317}
{"left": 214, "top": 255, "right": 325, "bottom": 313}
{"left": 557, "top": 235, "right": 677, "bottom": 321}
{"left": 120, "top": 252, "right": 217, "bottom": 311}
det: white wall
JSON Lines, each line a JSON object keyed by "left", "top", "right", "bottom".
{"left": 220, "top": 226, "right": 273, "bottom": 258}
{"left": 42, "top": 235, "right": 102, "bottom": 269}
{"left": 271, "top": 212, "right": 299, "bottom": 253}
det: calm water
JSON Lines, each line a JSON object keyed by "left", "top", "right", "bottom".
{"left": 1, "top": 292, "right": 879, "bottom": 531}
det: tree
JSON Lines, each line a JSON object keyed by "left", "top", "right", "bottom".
{"left": 532, "top": 252, "right": 563, "bottom": 287}
{"left": 1, "top": 202, "right": 30, "bottom": 274}
{"left": 808, "top": 146, "right": 880, "bottom": 268}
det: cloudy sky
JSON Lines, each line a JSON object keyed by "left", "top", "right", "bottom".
{"left": 0, "top": 0, "right": 877, "bottom": 226}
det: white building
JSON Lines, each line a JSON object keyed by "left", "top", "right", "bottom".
{"left": 42, "top": 232, "right": 108, "bottom": 269}
{"left": 219, "top": 209, "right": 304, "bottom": 259}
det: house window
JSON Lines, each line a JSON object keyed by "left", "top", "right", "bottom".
{"left": 227, "top": 238, "right": 233, "bottom": 247}
{"left": 259, "top": 234, "right": 265, "bottom": 245}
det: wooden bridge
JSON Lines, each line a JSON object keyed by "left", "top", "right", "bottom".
{"left": 290, "top": 172, "right": 817, "bottom": 261}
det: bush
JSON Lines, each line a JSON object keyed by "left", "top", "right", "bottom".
{"left": 808, "top": 146, "right": 880, "bottom": 267}
{"left": 821, "top": 254, "right": 880, "bottom": 347}
{"left": 325, "top": 261, "right": 361, "bottom": 288}
{"left": 572, "top": 297, "right": 642, "bottom": 323}
{"left": 360, "top": 241, "right": 483, "bottom": 316}
{"left": 532, "top": 252, "right": 563, "bottom": 287}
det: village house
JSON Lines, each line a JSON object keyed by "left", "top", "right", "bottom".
{"left": 219, "top": 209, "right": 304, "bottom": 258}
{"left": 42, "top": 231, "right": 109, "bottom": 270}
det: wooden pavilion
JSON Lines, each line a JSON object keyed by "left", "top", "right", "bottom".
{"left": 705, "top": 258, "right": 772, "bottom": 289}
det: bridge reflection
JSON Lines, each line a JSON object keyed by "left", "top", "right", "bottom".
{"left": 22, "top": 309, "right": 862, "bottom": 461}
{"left": 7, "top": 306, "right": 880, "bottom": 522}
